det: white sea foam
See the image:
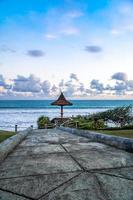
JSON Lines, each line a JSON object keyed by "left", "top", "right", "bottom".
{"left": 0, "top": 108, "right": 107, "bottom": 131}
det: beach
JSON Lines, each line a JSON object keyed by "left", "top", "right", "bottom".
{"left": 0, "top": 100, "right": 133, "bottom": 131}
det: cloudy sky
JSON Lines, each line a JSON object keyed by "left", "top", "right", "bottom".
{"left": 0, "top": 0, "right": 133, "bottom": 99}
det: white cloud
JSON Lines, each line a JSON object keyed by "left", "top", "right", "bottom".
{"left": 111, "top": 72, "right": 128, "bottom": 82}
{"left": 90, "top": 79, "right": 104, "bottom": 93}
{"left": 111, "top": 29, "right": 122, "bottom": 36}
{"left": 41, "top": 80, "right": 51, "bottom": 95}
{"left": 44, "top": 34, "right": 58, "bottom": 40}
{"left": 0, "top": 45, "right": 16, "bottom": 53}
{"left": 27, "top": 50, "right": 45, "bottom": 57}
{"left": 13, "top": 74, "right": 42, "bottom": 93}
{"left": 0, "top": 74, "right": 11, "bottom": 90}
{"left": 0, "top": 72, "right": 133, "bottom": 98}
{"left": 110, "top": 1, "right": 133, "bottom": 35}
{"left": 60, "top": 27, "right": 79, "bottom": 36}
{"left": 70, "top": 73, "right": 79, "bottom": 81}
{"left": 0, "top": 74, "right": 6, "bottom": 87}
{"left": 44, "top": 8, "right": 81, "bottom": 39}
{"left": 85, "top": 45, "right": 102, "bottom": 53}
{"left": 51, "top": 84, "right": 58, "bottom": 94}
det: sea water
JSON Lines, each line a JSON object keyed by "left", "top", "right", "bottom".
{"left": 0, "top": 100, "right": 132, "bottom": 131}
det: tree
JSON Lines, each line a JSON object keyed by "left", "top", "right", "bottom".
{"left": 89, "top": 105, "right": 133, "bottom": 127}
{"left": 37, "top": 116, "right": 50, "bottom": 129}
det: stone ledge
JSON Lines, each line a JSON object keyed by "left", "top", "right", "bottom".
{"left": 59, "top": 127, "right": 133, "bottom": 153}
{"left": 0, "top": 128, "right": 32, "bottom": 162}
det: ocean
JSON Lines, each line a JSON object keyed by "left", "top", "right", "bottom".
{"left": 0, "top": 100, "right": 133, "bottom": 131}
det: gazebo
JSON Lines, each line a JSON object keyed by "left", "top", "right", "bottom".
{"left": 51, "top": 92, "right": 73, "bottom": 119}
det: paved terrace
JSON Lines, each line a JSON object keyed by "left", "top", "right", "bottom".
{"left": 0, "top": 128, "right": 133, "bottom": 200}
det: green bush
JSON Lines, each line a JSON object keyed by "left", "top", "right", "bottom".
{"left": 37, "top": 116, "right": 50, "bottom": 129}
{"left": 79, "top": 119, "right": 105, "bottom": 130}
{"left": 67, "top": 105, "right": 133, "bottom": 129}
{"left": 89, "top": 105, "right": 133, "bottom": 127}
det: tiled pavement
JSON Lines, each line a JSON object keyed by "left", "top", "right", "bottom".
{"left": 0, "top": 129, "right": 133, "bottom": 200}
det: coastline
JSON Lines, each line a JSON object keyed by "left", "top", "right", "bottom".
{"left": 0, "top": 100, "right": 132, "bottom": 131}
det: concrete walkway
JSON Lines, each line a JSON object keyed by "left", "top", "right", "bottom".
{"left": 0, "top": 128, "right": 133, "bottom": 200}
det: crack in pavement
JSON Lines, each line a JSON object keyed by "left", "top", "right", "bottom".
{"left": 37, "top": 172, "right": 82, "bottom": 200}
{"left": 0, "top": 188, "right": 35, "bottom": 200}
{"left": 60, "top": 144, "right": 85, "bottom": 171}
{"left": 0, "top": 170, "right": 82, "bottom": 180}
{"left": 86, "top": 165, "right": 133, "bottom": 173}
{"left": 96, "top": 172, "right": 133, "bottom": 181}
{"left": 93, "top": 175, "right": 111, "bottom": 200}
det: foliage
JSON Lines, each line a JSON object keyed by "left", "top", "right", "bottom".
{"left": 89, "top": 105, "right": 133, "bottom": 127}
{"left": 69, "top": 105, "right": 133, "bottom": 129}
{"left": 79, "top": 119, "right": 105, "bottom": 130}
{"left": 37, "top": 116, "right": 50, "bottom": 129}
{"left": 70, "top": 117, "right": 105, "bottom": 130}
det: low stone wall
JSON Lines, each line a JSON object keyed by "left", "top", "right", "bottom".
{"left": 0, "top": 128, "right": 32, "bottom": 162}
{"left": 59, "top": 126, "right": 133, "bottom": 152}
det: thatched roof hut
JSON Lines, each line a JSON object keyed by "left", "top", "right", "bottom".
{"left": 51, "top": 92, "right": 73, "bottom": 118}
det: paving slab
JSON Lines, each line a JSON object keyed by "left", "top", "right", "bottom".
{"left": 62, "top": 142, "right": 113, "bottom": 152}
{"left": 0, "top": 128, "right": 133, "bottom": 200}
{"left": 0, "top": 153, "right": 81, "bottom": 178}
{"left": 94, "top": 167, "right": 133, "bottom": 180}
{"left": 67, "top": 147, "right": 133, "bottom": 170}
{"left": 95, "top": 173, "right": 133, "bottom": 200}
{"left": 0, "top": 172, "right": 80, "bottom": 199}
{"left": 9, "top": 144, "right": 65, "bottom": 156}
{"left": 19, "top": 136, "right": 90, "bottom": 146}
{"left": 26, "top": 129, "right": 91, "bottom": 144}
{"left": 40, "top": 172, "right": 105, "bottom": 200}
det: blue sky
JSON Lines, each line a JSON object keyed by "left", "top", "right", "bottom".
{"left": 0, "top": 0, "right": 133, "bottom": 99}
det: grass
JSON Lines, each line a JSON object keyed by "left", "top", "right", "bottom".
{"left": 0, "top": 130, "right": 15, "bottom": 143}
{"left": 97, "top": 129, "right": 133, "bottom": 139}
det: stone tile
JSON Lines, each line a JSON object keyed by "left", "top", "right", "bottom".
{"left": 96, "top": 167, "right": 133, "bottom": 180}
{"left": 0, "top": 190, "right": 28, "bottom": 200}
{"left": 70, "top": 149, "right": 133, "bottom": 170}
{"left": 95, "top": 173, "right": 133, "bottom": 200}
{"left": 0, "top": 128, "right": 133, "bottom": 200}
{"left": 21, "top": 129, "right": 91, "bottom": 146}
{"left": 40, "top": 173, "right": 105, "bottom": 200}
{"left": 10, "top": 144, "right": 65, "bottom": 156}
{"left": 0, "top": 153, "right": 81, "bottom": 178}
{"left": 19, "top": 138, "right": 51, "bottom": 147}
{"left": 18, "top": 136, "right": 90, "bottom": 146}
{"left": 0, "top": 172, "right": 79, "bottom": 199}
{"left": 62, "top": 142, "right": 110, "bottom": 152}
{"left": 0, "top": 165, "right": 23, "bottom": 179}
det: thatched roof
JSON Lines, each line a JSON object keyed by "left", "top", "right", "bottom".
{"left": 51, "top": 92, "right": 73, "bottom": 106}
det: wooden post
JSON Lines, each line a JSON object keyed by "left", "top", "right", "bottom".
{"left": 61, "top": 105, "right": 63, "bottom": 119}
{"left": 15, "top": 125, "right": 18, "bottom": 133}
{"left": 76, "top": 121, "right": 79, "bottom": 128}
{"left": 45, "top": 124, "right": 47, "bottom": 129}
{"left": 55, "top": 120, "right": 57, "bottom": 128}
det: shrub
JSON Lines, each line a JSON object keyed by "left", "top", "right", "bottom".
{"left": 37, "top": 116, "right": 50, "bottom": 129}
{"left": 79, "top": 119, "right": 105, "bottom": 130}
{"left": 89, "top": 105, "right": 133, "bottom": 127}
{"left": 69, "top": 105, "right": 133, "bottom": 129}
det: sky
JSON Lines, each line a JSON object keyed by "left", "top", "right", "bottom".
{"left": 0, "top": 0, "right": 133, "bottom": 99}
